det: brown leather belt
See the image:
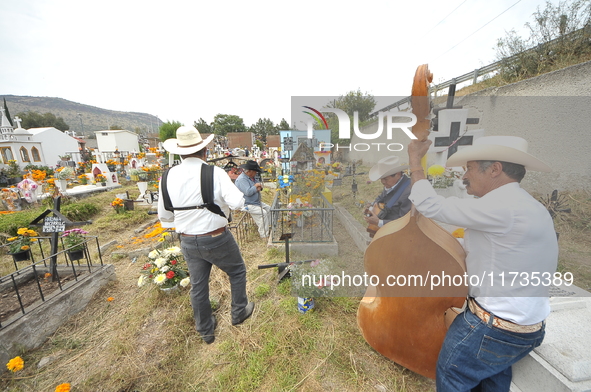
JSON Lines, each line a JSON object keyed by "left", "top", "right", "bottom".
{"left": 468, "top": 298, "right": 543, "bottom": 333}
{"left": 181, "top": 227, "right": 226, "bottom": 237}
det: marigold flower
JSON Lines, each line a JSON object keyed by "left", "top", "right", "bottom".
{"left": 427, "top": 165, "right": 446, "bottom": 177}
{"left": 107, "top": 297, "right": 114, "bottom": 302}
{"left": 452, "top": 228, "right": 465, "bottom": 238}
{"left": 55, "top": 383, "right": 71, "bottom": 392}
{"left": 6, "top": 356, "right": 24, "bottom": 372}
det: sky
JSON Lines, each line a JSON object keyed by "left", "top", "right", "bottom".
{"left": 0, "top": 0, "right": 557, "bottom": 131}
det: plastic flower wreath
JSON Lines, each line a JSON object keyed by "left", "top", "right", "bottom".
{"left": 138, "top": 246, "right": 189, "bottom": 289}
{"left": 6, "top": 356, "right": 24, "bottom": 372}
{"left": 7, "top": 227, "right": 38, "bottom": 254}
{"left": 61, "top": 228, "right": 89, "bottom": 252}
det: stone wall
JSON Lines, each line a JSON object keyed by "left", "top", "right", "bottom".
{"left": 0, "top": 265, "right": 116, "bottom": 372}
{"left": 348, "top": 60, "right": 591, "bottom": 194}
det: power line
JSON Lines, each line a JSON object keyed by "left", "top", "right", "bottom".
{"left": 433, "top": 0, "right": 523, "bottom": 60}
{"left": 421, "top": 0, "right": 471, "bottom": 39}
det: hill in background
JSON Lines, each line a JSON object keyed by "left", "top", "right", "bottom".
{"left": 0, "top": 95, "right": 162, "bottom": 137}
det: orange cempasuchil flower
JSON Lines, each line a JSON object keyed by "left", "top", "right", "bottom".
{"left": 6, "top": 356, "right": 24, "bottom": 372}
{"left": 55, "top": 383, "right": 71, "bottom": 392}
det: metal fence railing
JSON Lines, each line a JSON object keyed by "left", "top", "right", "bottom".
{"left": 368, "top": 25, "right": 591, "bottom": 118}
{"left": 228, "top": 209, "right": 259, "bottom": 247}
{"left": 0, "top": 236, "right": 104, "bottom": 329}
{"left": 269, "top": 192, "right": 334, "bottom": 244}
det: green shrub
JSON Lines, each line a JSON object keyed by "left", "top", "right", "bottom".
{"left": 0, "top": 207, "right": 45, "bottom": 237}
{"left": 60, "top": 202, "right": 100, "bottom": 222}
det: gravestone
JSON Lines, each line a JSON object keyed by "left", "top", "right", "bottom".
{"left": 511, "top": 285, "right": 591, "bottom": 392}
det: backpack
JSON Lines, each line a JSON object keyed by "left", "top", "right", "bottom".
{"left": 161, "top": 164, "right": 229, "bottom": 221}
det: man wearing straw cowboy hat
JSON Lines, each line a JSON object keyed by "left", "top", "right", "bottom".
{"left": 407, "top": 136, "right": 558, "bottom": 392}
{"left": 364, "top": 156, "right": 412, "bottom": 236}
{"left": 235, "top": 160, "right": 271, "bottom": 239}
{"left": 158, "top": 126, "right": 254, "bottom": 344}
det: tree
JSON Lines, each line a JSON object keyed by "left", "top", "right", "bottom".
{"left": 3, "top": 98, "right": 13, "bottom": 126}
{"left": 249, "top": 118, "right": 276, "bottom": 141}
{"left": 277, "top": 118, "right": 290, "bottom": 130}
{"left": 109, "top": 124, "right": 123, "bottom": 130}
{"left": 496, "top": 0, "right": 591, "bottom": 82}
{"left": 159, "top": 121, "right": 183, "bottom": 142}
{"left": 194, "top": 118, "right": 213, "bottom": 134}
{"left": 324, "top": 89, "right": 377, "bottom": 145}
{"left": 17, "top": 111, "right": 70, "bottom": 131}
{"left": 212, "top": 114, "right": 247, "bottom": 136}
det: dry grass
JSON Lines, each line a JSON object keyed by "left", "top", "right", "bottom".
{"left": 0, "top": 182, "right": 434, "bottom": 392}
{"left": 2, "top": 179, "right": 589, "bottom": 391}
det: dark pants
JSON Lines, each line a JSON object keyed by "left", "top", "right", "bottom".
{"left": 180, "top": 229, "right": 248, "bottom": 340}
{"left": 436, "top": 306, "right": 545, "bottom": 392}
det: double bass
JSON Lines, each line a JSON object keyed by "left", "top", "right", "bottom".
{"left": 356, "top": 65, "right": 468, "bottom": 379}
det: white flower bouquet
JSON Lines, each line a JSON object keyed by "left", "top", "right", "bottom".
{"left": 138, "top": 246, "right": 190, "bottom": 289}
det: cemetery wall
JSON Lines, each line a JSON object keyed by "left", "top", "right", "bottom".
{"left": 349, "top": 60, "right": 591, "bottom": 194}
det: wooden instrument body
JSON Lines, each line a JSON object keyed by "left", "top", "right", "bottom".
{"left": 365, "top": 203, "right": 385, "bottom": 237}
{"left": 357, "top": 211, "right": 467, "bottom": 378}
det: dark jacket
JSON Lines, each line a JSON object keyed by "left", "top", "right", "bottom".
{"left": 373, "top": 175, "right": 412, "bottom": 225}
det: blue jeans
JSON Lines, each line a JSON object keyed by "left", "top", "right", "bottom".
{"left": 180, "top": 229, "right": 248, "bottom": 340}
{"left": 436, "top": 306, "right": 545, "bottom": 392}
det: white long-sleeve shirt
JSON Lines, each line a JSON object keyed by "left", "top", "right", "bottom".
{"left": 158, "top": 158, "right": 245, "bottom": 235}
{"left": 409, "top": 180, "right": 558, "bottom": 325}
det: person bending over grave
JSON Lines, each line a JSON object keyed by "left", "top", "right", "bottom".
{"left": 235, "top": 160, "right": 271, "bottom": 239}
{"left": 407, "top": 136, "right": 558, "bottom": 392}
{"left": 364, "top": 156, "right": 412, "bottom": 237}
{"left": 158, "top": 126, "right": 254, "bottom": 344}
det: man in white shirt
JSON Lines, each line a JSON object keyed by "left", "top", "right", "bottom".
{"left": 407, "top": 136, "right": 558, "bottom": 392}
{"left": 158, "top": 126, "right": 254, "bottom": 344}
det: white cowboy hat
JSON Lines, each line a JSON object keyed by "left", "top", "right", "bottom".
{"left": 446, "top": 136, "right": 551, "bottom": 172}
{"left": 162, "top": 126, "right": 215, "bottom": 155}
{"left": 369, "top": 156, "right": 409, "bottom": 181}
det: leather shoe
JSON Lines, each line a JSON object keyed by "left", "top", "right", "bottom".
{"left": 202, "top": 315, "right": 217, "bottom": 344}
{"left": 232, "top": 302, "right": 255, "bottom": 326}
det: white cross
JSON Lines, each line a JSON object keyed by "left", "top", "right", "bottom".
{"left": 14, "top": 116, "right": 22, "bottom": 128}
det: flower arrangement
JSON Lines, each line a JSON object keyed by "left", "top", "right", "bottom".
{"left": 7, "top": 227, "right": 38, "bottom": 254}
{"left": 78, "top": 174, "right": 88, "bottom": 185}
{"left": 61, "top": 228, "right": 89, "bottom": 252}
{"left": 290, "top": 259, "right": 334, "bottom": 298}
{"left": 59, "top": 154, "right": 71, "bottom": 160}
{"left": 30, "top": 169, "right": 47, "bottom": 183}
{"left": 427, "top": 165, "right": 463, "bottom": 189}
{"left": 138, "top": 246, "right": 190, "bottom": 289}
{"left": 95, "top": 173, "right": 107, "bottom": 183}
{"left": 56, "top": 166, "right": 74, "bottom": 180}
{"left": 111, "top": 197, "right": 125, "bottom": 213}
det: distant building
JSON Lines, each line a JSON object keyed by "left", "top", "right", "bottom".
{"left": 93, "top": 130, "right": 140, "bottom": 163}
{"left": 1, "top": 107, "right": 82, "bottom": 170}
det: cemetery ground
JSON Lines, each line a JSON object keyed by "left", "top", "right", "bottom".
{"left": 1, "top": 173, "right": 590, "bottom": 392}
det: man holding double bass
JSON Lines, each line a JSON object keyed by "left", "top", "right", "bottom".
{"left": 364, "top": 156, "right": 412, "bottom": 237}
{"left": 407, "top": 135, "right": 558, "bottom": 392}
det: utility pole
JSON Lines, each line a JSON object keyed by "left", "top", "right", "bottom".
{"left": 77, "top": 113, "right": 84, "bottom": 138}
